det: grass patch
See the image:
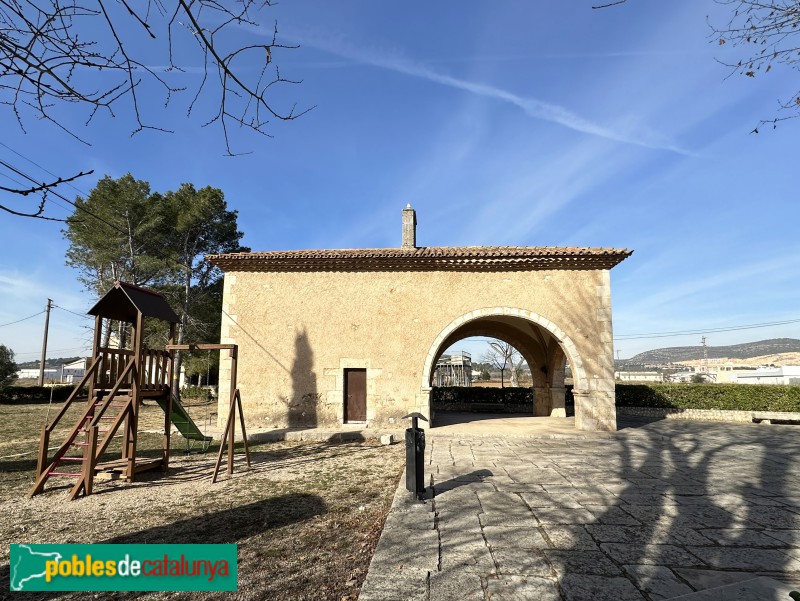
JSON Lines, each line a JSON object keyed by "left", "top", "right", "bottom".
{"left": 0, "top": 403, "right": 404, "bottom": 600}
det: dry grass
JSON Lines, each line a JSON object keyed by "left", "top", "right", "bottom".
{"left": 0, "top": 402, "right": 404, "bottom": 600}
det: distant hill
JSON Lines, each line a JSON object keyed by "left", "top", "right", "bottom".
{"left": 16, "top": 356, "right": 83, "bottom": 370}
{"left": 625, "top": 338, "right": 800, "bottom": 365}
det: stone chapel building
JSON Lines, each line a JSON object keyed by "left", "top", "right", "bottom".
{"left": 207, "top": 207, "right": 631, "bottom": 431}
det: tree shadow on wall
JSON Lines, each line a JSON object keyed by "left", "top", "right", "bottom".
{"left": 288, "top": 328, "right": 318, "bottom": 428}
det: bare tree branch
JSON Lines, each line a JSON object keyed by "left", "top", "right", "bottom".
{"left": 0, "top": 157, "right": 92, "bottom": 220}
{"left": 593, "top": 0, "right": 800, "bottom": 129}
{"left": 708, "top": 1, "right": 800, "bottom": 130}
{"left": 0, "top": 0, "right": 309, "bottom": 217}
{"left": 482, "top": 340, "right": 523, "bottom": 388}
{"left": 0, "top": 168, "right": 93, "bottom": 196}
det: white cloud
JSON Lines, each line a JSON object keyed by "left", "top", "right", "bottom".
{"left": 252, "top": 26, "right": 691, "bottom": 155}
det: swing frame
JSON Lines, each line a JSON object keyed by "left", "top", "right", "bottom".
{"left": 166, "top": 343, "right": 251, "bottom": 481}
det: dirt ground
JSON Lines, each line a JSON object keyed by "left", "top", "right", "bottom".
{"left": 0, "top": 402, "right": 404, "bottom": 600}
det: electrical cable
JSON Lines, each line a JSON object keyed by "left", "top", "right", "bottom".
{"left": 614, "top": 318, "right": 800, "bottom": 340}
{"left": 52, "top": 304, "right": 93, "bottom": 320}
{"left": 0, "top": 310, "right": 46, "bottom": 328}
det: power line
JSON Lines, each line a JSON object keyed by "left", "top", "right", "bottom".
{"left": 0, "top": 141, "right": 91, "bottom": 198}
{"left": 14, "top": 346, "right": 91, "bottom": 357}
{"left": 0, "top": 310, "right": 45, "bottom": 328}
{"left": 614, "top": 318, "right": 800, "bottom": 340}
{"left": 0, "top": 153, "right": 190, "bottom": 271}
{"left": 52, "top": 304, "right": 93, "bottom": 321}
{"left": 0, "top": 169, "right": 75, "bottom": 217}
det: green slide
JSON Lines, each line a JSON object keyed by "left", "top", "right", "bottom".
{"left": 155, "top": 396, "right": 213, "bottom": 449}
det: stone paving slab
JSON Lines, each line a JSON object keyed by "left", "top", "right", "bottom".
{"left": 666, "top": 576, "right": 797, "bottom": 600}
{"left": 485, "top": 574, "right": 561, "bottom": 600}
{"left": 358, "top": 417, "right": 800, "bottom": 600}
{"left": 545, "top": 549, "right": 622, "bottom": 576}
{"left": 623, "top": 564, "right": 694, "bottom": 599}
{"left": 560, "top": 574, "right": 646, "bottom": 600}
{"left": 492, "top": 547, "right": 550, "bottom": 576}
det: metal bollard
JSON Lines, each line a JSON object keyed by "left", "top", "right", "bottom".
{"left": 403, "top": 412, "right": 428, "bottom": 500}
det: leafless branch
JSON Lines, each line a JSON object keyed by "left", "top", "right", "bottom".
{"left": 708, "top": 1, "right": 800, "bottom": 129}
{"left": 0, "top": 168, "right": 93, "bottom": 196}
{"left": 0, "top": 158, "right": 92, "bottom": 221}
{"left": 0, "top": 0, "right": 309, "bottom": 215}
{"left": 592, "top": 0, "right": 800, "bottom": 129}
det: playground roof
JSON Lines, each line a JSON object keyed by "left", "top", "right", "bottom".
{"left": 87, "top": 282, "right": 179, "bottom": 324}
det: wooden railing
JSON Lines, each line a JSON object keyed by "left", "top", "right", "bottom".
{"left": 140, "top": 348, "right": 171, "bottom": 391}
{"left": 90, "top": 346, "right": 171, "bottom": 391}
{"left": 95, "top": 347, "right": 134, "bottom": 389}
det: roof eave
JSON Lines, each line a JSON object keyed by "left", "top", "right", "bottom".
{"left": 206, "top": 248, "right": 633, "bottom": 273}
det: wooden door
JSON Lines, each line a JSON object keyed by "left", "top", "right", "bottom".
{"left": 344, "top": 369, "right": 367, "bottom": 422}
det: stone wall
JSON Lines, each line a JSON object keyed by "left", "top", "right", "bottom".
{"left": 617, "top": 406, "right": 754, "bottom": 422}
{"left": 218, "top": 268, "right": 619, "bottom": 432}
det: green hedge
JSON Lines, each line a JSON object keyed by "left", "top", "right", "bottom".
{"left": 181, "top": 386, "right": 215, "bottom": 401}
{"left": 431, "top": 386, "right": 533, "bottom": 405}
{"left": 0, "top": 385, "right": 84, "bottom": 404}
{"left": 615, "top": 383, "right": 800, "bottom": 412}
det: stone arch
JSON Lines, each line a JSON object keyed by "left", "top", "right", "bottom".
{"left": 421, "top": 306, "right": 589, "bottom": 396}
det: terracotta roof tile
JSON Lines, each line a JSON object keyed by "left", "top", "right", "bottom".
{"left": 207, "top": 246, "right": 632, "bottom": 272}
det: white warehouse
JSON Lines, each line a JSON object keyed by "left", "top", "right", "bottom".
{"left": 735, "top": 366, "right": 800, "bottom": 386}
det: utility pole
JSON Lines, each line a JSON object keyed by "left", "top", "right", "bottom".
{"left": 38, "top": 299, "right": 52, "bottom": 386}
{"left": 701, "top": 336, "right": 708, "bottom": 373}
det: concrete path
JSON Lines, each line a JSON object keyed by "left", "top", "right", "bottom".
{"left": 359, "top": 416, "right": 800, "bottom": 600}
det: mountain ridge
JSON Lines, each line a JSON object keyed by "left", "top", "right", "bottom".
{"left": 625, "top": 338, "right": 800, "bottom": 365}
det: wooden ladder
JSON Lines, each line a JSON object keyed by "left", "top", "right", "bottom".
{"left": 29, "top": 358, "right": 136, "bottom": 500}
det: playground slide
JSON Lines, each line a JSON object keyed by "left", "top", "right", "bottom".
{"left": 154, "top": 396, "right": 213, "bottom": 443}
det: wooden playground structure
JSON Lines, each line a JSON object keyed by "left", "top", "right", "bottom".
{"left": 28, "top": 282, "right": 250, "bottom": 501}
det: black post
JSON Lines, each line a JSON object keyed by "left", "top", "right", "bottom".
{"left": 403, "top": 412, "right": 428, "bottom": 500}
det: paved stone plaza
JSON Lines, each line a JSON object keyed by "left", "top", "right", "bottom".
{"left": 359, "top": 417, "right": 800, "bottom": 600}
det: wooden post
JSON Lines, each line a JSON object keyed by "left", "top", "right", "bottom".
{"left": 88, "top": 315, "right": 102, "bottom": 403}
{"left": 35, "top": 426, "right": 49, "bottom": 478}
{"left": 236, "top": 390, "right": 251, "bottom": 468}
{"left": 37, "top": 299, "right": 52, "bottom": 386}
{"left": 163, "top": 323, "right": 176, "bottom": 471}
{"left": 211, "top": 392, "right": 251, "bottom": 482}
{"left": 125, "top": 313, "right": 144, "bottom": 482}
{"left": 212, "top": 396, "right": 237, "bottom": 484}
{"left": 84, "top": 425, "right": 98, "bottom": 497}
{"left": 228, "top": 346, "right": 238, "bottom": 474}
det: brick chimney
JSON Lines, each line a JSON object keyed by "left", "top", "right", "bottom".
{"left": 402, "top": 204, "right": 417, "bottom": 248}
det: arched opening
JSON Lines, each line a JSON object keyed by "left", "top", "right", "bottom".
{"left": 465, "top": 337, "right": 532, "bottom": 388}
{"left": 432, "top": 336, "right": 535, "bottom": 417}
{"left": 421, "top": 308, "right": 588, "bottom": 428}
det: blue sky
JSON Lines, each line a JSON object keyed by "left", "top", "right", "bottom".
{"left": 1, "top": 1, "right": 798, "bottom": 364}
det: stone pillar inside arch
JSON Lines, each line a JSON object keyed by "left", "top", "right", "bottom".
{"left": 548, "top": 345, "right": 567, "bottom": 418}
{"left": 549, "top": 388, "right": 566, "bottom": 417}
{"left": 533, "top": 387, "right": 550, "bottom": 416}
{"left": 529, "top": 356, "right": 551, "bottom": 417}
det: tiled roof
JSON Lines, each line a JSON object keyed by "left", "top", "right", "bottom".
{"left": 207, "top": 246, "right": 632, "bottom": 272}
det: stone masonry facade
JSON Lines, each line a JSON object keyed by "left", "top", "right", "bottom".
{"left": 208, "top": 209, "right": 631, "bottom": 432}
